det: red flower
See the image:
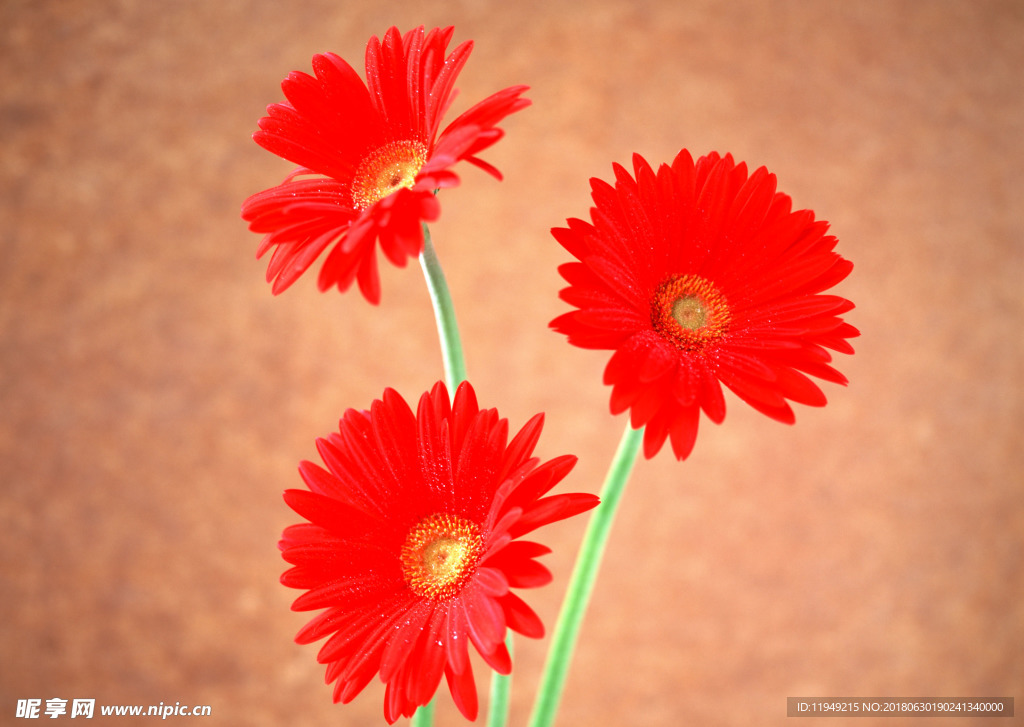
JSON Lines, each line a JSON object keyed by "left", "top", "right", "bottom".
{"left": 241, "top": 26, "right": 529, "bottom": 303}
{"left": 279, "top": 381, "right": 598, "bottom": 723}
{"left": 551, "top": 150, "right": 859, "bottom": 460}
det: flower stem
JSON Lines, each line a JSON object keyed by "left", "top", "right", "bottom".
{"left": 527, "top": 423, "right": 644, "bottom": 727}
{"left": 486, "top": 635, "right": 513, "bottom": 727}
{"left": 419, "top": 224, "right": 467, "bottom": 389}
{"left": 410, "top": 701, "right": 434, "bottom": 727}
{"left": 418, "top": 223, "right": 515, "bottom": 725}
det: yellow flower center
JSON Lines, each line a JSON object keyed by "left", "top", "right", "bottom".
{"left": 651, "top": 273, "right": 731, "bottom": 351}
{"left": 350, "top": 140, "right": 428, "bottom": 210}
{"left": 400, "top": 513, "right": 483, "bottom": 600}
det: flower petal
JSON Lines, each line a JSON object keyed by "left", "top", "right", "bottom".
{"left": 279, "top": 381, "right": 593, "bottom": 719}
{"left": 552, "top": 149, "right": 856, "bottom": 458}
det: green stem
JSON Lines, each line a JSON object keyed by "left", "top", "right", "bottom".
{"left": 486, "top": 635, "right": 513, "bottom": 727}
{"left": 419, "top": 224, "right": 467, "bottom": 389}
{"left": 410, "top": 700, "right": 434, "bottom": 727}
{"left": 417, "top": 224, "right": 516, "bottom": 725}
{"left": 528, "top": 423, "right": 645, "bottom": 727}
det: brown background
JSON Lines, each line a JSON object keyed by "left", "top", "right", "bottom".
{"left": 1, "top": 1, "right": 1021, "bottom": 726}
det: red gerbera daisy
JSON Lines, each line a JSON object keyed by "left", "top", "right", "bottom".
{"left": 551, "top": 150, "right": 859, "bottom": 460}
{"left": 279, "top": 381, "right": 598, "bottom": 723}
{"left": 241, "top": 26, "right": 530, "bottom": 303}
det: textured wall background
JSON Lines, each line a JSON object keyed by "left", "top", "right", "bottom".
{"left": 1, "top": 1, "right": 1021, "bottom": 725}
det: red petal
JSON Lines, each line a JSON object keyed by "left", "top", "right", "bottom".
{"left": 444, "top": 603, "right": 471, "bottom": 676}
{"left": 510, "top": 493, "right": 600, "bottom": 538}
{"left": 483, "top": 540, "right": 554, "bottom": 588}
{"left": 379, "top": 602, "right": 432, "bottom": 682}
{"left": 667, "top": 403, "right": 701, "bottom": 460}
{"left": 444, "top": 663, "right": 479, "bottom": 721}
{"left": 462, "top": 586, "right": 506, "bottom": 657}
{"left": 500, "top": 591, "right": 545, "bottom": 638}
{"left": 499, "top": 412, "right": 544, "bottom": 481}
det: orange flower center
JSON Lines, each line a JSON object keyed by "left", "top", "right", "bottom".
{"left": 651, "top": 273, "right": 731, "bottom": 351}
{"left": 350, "top": 140, "right": 428, "bottom": 210}
{"left": 400, "top": 513, "right": 483, "bottom": 600}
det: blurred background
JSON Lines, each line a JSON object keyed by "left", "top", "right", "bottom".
{"left": 1, "top": 1, "right": 1020, "bottom": 725}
